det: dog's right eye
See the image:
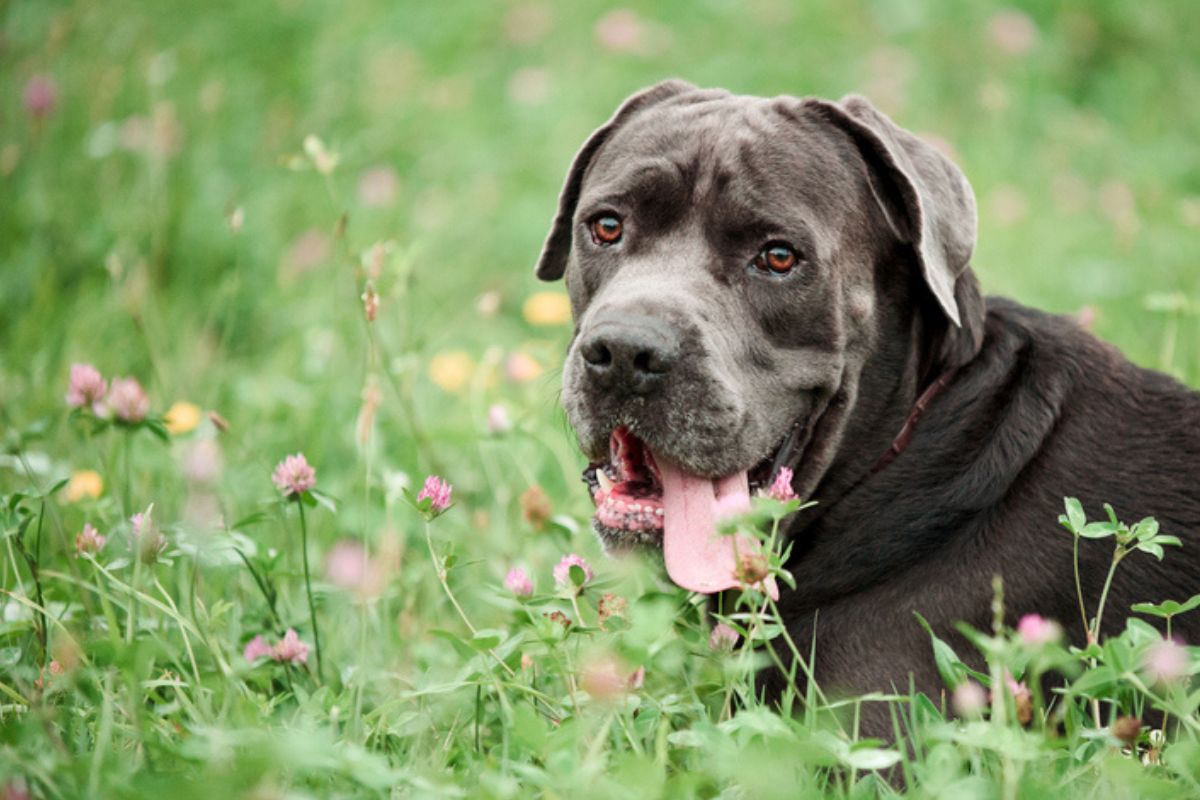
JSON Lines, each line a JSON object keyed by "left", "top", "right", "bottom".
{"left": 752, "top": 242, "right": 801, "bottom": 275}
{"left": 590, "top": 214, "right": 623, "bottom": 246}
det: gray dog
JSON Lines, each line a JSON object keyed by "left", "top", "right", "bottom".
{"left": 535, "top": 80, "right": 1200, "bottom": 735}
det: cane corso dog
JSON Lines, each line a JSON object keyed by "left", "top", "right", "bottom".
{"left": 534, "top": 80, "right": 1200, "bottom": 736}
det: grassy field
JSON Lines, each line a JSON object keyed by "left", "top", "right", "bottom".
{"left": 2, "top": 1, "right": 1200, "bottom": 797}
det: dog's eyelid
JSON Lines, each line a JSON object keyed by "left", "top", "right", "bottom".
{"left": 575, "top": 195, "right": 631, "bottom": 226}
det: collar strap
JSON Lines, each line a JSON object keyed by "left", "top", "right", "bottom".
{"left": 869, "top": 366, "right": 960, "bottom": 475}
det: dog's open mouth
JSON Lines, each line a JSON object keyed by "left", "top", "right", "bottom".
{"left": 583, "top": 427, "right": 779, "bottom": 597}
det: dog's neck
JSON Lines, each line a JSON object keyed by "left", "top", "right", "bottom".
{"left": 789, "top": 266, "right": 962, "bottom": 522}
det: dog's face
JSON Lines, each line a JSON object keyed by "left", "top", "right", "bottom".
{"left": 536, "top": 82, "right": 980, "bottom": 592}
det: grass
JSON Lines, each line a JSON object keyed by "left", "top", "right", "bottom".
{"left": 2, "top": 1, "right": 1199, "bottom": 796}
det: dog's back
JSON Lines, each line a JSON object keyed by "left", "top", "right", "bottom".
{"left": 774, "top": 297, "right": 1200, "bottom": 733}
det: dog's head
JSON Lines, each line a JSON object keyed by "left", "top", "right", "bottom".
{"left": 536, "top": 81, "right": 984, "bottom": 592}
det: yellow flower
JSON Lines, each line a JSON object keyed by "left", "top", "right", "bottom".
{"left": 164, "top": 401, "right": 203, "bottom": 435}
{"left": 428, "top": 350, "right": 475, "bottom": 394}
{"left": 522, "top": 291, "right": 572, "bottom": 326}
{"left": 64, "top": 470, "right": 103, "bottom": 503}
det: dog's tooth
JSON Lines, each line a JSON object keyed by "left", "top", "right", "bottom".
{"left": 597, "top": 471, "right": 615, "bottom": 494}
{"left": 655, "top": 508, "right": 664, "bottom": 516}
{"left": 631, "top": 503, "right": 641, "bottom": 513}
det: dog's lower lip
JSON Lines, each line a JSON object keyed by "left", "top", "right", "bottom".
{"left": 581, "top": 427, "right": 778, "bottom": 544}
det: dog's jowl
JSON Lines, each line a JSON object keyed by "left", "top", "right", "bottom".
{"left": 536, "top": 80, "right": 1200, "bottom": 737}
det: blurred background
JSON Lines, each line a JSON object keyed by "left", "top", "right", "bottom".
{"left": 2, "top": 2, "right": 1200, "bottom": 793}
{"left": 2, "top": 0, "right": 1199, "bottom": 561}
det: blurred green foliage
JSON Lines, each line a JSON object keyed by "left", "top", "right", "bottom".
{"left": 2, "top": 1, "right": 1199, "bottom": 796}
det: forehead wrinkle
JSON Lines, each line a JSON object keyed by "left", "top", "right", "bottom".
{"left": 582, "top": 157, "right": 681, "bottom": 202}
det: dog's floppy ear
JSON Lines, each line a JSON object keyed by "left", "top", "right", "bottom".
{"left": 805, "top": 95, "right": 977, "bottom": 328}
{"left": 535, "top": 79, "right": 697, "bottom": 281}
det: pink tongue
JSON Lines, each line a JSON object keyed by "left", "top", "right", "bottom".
{"left": 656, "top": 455, "right": 779, "bottom": 599}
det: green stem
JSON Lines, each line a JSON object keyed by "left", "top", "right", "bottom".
{"left": 423, "top": 521, "right": 515, "bottom": 677}
{"left": 298, "top": 501, "right": 323, "bottom": 682}
{"left": 569, "top": 592, "right": 586, "bottom": 627}
{"left": 1091, "top": 547, "right": 1125, "bottom": 642}
{"left": 234, "top": 547, "right": 283, "bottom": 631}
{"left": 1072, "top": 534, "right": 1089, "bottom": 641}
{"left": 122, "top": 431, "right": 133, "bottom": 518}
{"left": 126, "top": 530, "right": 142, "bottom": 644}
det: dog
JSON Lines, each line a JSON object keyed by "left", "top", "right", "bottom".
{"left": 534, "top": 80, "right": 1200, "bottom": 737}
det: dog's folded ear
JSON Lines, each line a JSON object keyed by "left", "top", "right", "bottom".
{"left": 805, "top": 95, "right": 977, "bottom": 330}
{"left": 535, "top": 79, "right": 698, "bottom": 281}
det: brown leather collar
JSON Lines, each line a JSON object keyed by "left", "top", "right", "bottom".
{"left": 869, "top": 367, "right": 960, "bottom": 475}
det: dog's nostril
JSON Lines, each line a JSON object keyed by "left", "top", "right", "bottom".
{"left": 632, "top": 350, "right": 666, "bottom": 375}
{"left": 582, "top": 340, "right": 612, "bottom": 368}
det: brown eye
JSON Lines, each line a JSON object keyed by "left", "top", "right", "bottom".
{"left": 590, "top": 214, "right": 623, "bottom": 245}
{"left": 754, "top": 243, "right": 799, "bottom": 275}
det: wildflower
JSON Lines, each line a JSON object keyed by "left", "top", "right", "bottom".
{"left": 987, "top": 8, "right": 1038, "bottom": 56}
{"left": 1111, "top": 716, "right": 1142, "bottom": 745}
{"left": 66, "top": 363, "right": 107, "bottom": 411}
{"left": 107, "top": 377, "right": 149, "bottom": 422}
{"left": 428, "top": 350, "right": 475, "bottom": 394}
{"left": 520, "top": 653, "right": 533, "bottom": 671}
{"left": 164, "top": 400, "right": 202, "bottom": 435}
{"left": 303, "top": 134, "right": 338, "bottom": 176}
{"left": 598, "top": 593, "right": 627, "bottom": 625}
{"left": 361, "top": 284, "right": 380, "bottom": 322}
{"left": 75, "top": 523, "right": 106, "bottom": 556}
{"left": 521, "top": 291, "right": 572, "bottom": 326}
{"left": 273, "top": 629, "right": 310, "bottom": 664}
{"left": 520, "top": 484, "right": 552, "bottom": 528}
{"left": 545, "top": 610, "right": 572, "bottom": 629}
{"left": 952, "top": 681, "right": 987, "bottom": 717}
{"left": 580, "top": 655, "right": 627, "bottom": 701}
{"left": 1004, "top": 674, "right": 1033, "bottom": 726}
{"left": 416, "top": 475, "right": 453, "bottom": 516}
{"left": 357, "top": 166, "right": 399, "bottom": 208}
{"left": 553, "top": 553, "right": 594, "bottom": 589}
{"left": 34, "top": 660, "right": 65, "bottom": 691}
{"left": 243, "top": 635, "right": 273, "bottom": 662}
{"left": 130, "top": 505, "right": 166, "bottom": 564}
{"left": 595, "top": 9, "right": 647, "bottom": 54}
{"left": 505, "top": 351, "right": 543, "bottom": 383}
{"left": 766, "top": 467, "right": 797, "bottom": 502}
{"left": 356, "top": 376, "right": 381, "bottom": 446}
{"left": 228, "top": 206, "right": 245, "bottom": 233}
{"left": 325, "top": 539, "right": 377, "bottom": 593}
{"left": 64, "top": 470, "right": 103, "bottom": 502}
{"left": 283, "top": 229, "right": 330, "bottom": 277}
{"left": 486, "top": 403, "right": 511, "bottom": 434}
{"left": 505, "top": 567, "right": 534, "bottom": 597}
{"left": 272, "top": 453, "right": 316, "bottom": 498}
{"left": 23, "top": 74, "right": 57, "bottom": 119}
{"left": 1016, "top": 613, "right": 1062, "bottom": 646}
{"left": 709, "top": 622, "right": 740, "bottom": 652}
{"left": 476, "top": 290, "right": 502, "bottom": 317}
{"left": 508, "top": 67, "right": 550, "bottom": 107}
{"left": 735, "top": 553, "right": 770, "bottom": 586}
{"left": 580, "top": 655, "right": 643, "bottom": 701}
{"left": 1143, "top": 638, "right": 1188, "bottom": 684}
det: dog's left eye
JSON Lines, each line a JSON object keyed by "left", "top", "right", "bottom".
{"left": 590, "top": 214, "right": 624, "bottom": 246}
{"left": 752, "top": 243, "right": 801, "bottom": 275}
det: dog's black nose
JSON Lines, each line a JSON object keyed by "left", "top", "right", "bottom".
{"left": 579, "top": 319, "right": 679, "bottom": 396}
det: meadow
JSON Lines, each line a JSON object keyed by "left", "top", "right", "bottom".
{"left": 2, "top": 1, "right": 1200, "bottom": 797}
